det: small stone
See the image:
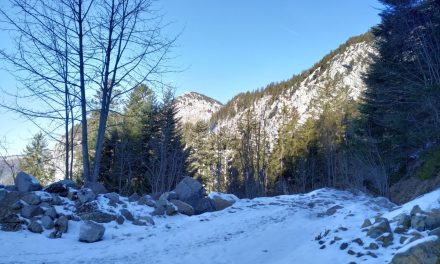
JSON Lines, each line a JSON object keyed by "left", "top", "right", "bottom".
{"left": 120, "top": 209, "right": 134, "bottom": 221}
{"left": 104, "top": 192, "right": 119, "bottom": 204}
{"left": 367, "top": 218, "right": 391, "bottom": 239}
{"left": 340, "top": 242, "right": 348, "bottom": 250}
{"left": 400, "top": 236, "right": 409, "bottom": 244}
{"left": 116, "top": 215, "right": 124, "bottom": 225}
{"left": 347, "top": 249, "right": 356, "bottom": 255}
{"left": 368, "top": 242, "right": 379, "bottom": 250}
{"left": 11, "top": 201, "right": 23, "bottom": 210}
{"left": 48, "top": 230, "right": 62, "bottom": 239}
{"left": 376, "top": 232, "right": 393, "bottom": 247}
{"left": 361, "top": 219, "right": 372, "bottom": 228}
{"left": 352, "top": 238, "right": 364, "bottom": 246}
{"left": 320, "top": 245, "right": 326, "bottom": 249}
{"left": 138, "top": 195, "right": 156, "bottom": 207}
{"left": 394, "top": 225, "right": 408, "bottom": 234}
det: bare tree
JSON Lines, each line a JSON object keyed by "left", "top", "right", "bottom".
{"left": 0, "top": 0, "right": 174, "bottom": 183}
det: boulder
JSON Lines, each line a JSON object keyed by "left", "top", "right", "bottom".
{"left": 170, "top": 199, "right": 194, "bottom": 216}
{"left": 138, "top": 195, "right": 156, "bottom": 207}
{"left": 376, "top": 232, "right": 394, "bottom": 247}
{"left": 425, "top": 210, "right": 440, "bottom": 230}
{"left": 21, "top": 193, "right": 41, "bottom": 205}
{"left": 44, "top": 180, "right": 77, "bottom": 197}
{"left": 0, "top": 189, "right": 7, "bottom": 202}
{"left": 80, "top": 211, "right": 117, "bottom": 223}
{"left": 14, "top": 172, "right": 41, "bottom": 192}
{"left": 77, "top": 188, "right": 96, "bottom": 204}
{"left": 0, "top": 184, "right": 4, "bottom": 189}
{"left": 0, "top": 191, "right": 21, "bottom": 218}
{"left": 165, "top": 203, "right": 177, "bottom": 216}
{"left": 208, "top": 192, "right": 238, "bottom": 211}
{"left": 79, "top": 220, "right": 105, "bottom": 243}
{"left": 44, "top": 207, "right": 58, "bottom": 219}
{"left": 128, "top": 193, "right": 141, "bottom": 202}
{"left": 395, "top": 213, "right": 411, "bottom": 229}
{"left": 27, "top": 220, "right": 43, "bottom": 233}
{"left": 21, "top": 205, "right": 44, "bottom": 219}
{"left": 11, "top": 201, "right": 23, "bottom": 210}
{"left": 54, "top": 215, "right": 69, "bottom": 233}
{"left": 116, "top": 215, "right": 124, "bottom": 225}
{"left": 411, "top": 214, "right": 427, "bottom": 231}
{"left": 0, "top": 214, "right": 25, "bottom": 231}
{"left": 104, "top": 192, "right": 119, "bottom": 204}
{"left": 367, "top": 218, "right": 392, "bottom": 239}
{"left": 159, "top": 192, "right": 178, "bottom": 202}
{"left": 84, "top": 182, "right": 107, "bottom": 195}
{"left": 50, "top": 194, "right": 64, "bottom": 206}
{"left": 390, "top": 236, "right": 440, "bottom": 264}
{"left": 173, "top": 177, "right": 205, "bottom": 207}
{"left": 41, "top": 215, "right": 54, "bottom": 229}
{"left": 410, "top": 205, "right": 424, "bottom": 216}
{"left": 152, "top": 205, "right": 166, "bottom": 216}
{"left": 194, "top": 198, "right": 215, "bottom": 215}
{"left": 5, "top": 185, "right": 17, "bottom": 192}
{"left": 120, "top": 209, "right": 134, "bottom": 221}
{"left": 361, "top": 219, "right": 372, "bottom": 228}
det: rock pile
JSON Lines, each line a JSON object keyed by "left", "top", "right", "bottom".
{"left": 0, "top": 172, "right": 237, "bottom": 243}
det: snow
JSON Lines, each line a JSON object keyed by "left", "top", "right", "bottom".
{"left": 395, "top": 235, "right": 438, "bottom": 254}
{"left": 1, "top": 187, "right": 439, "bottom": 264}
{"left": 208, "top": 192, "right": 239, "bottom": 202}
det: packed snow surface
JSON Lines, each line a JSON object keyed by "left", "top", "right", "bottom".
{"left": 1, "top": 188, "right": 439, "bottom": 264}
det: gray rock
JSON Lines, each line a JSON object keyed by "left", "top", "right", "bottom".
{"left": 116, "top": 215, "right": 124, "bottom": 225}
{"left": 361, "top": 219, "right": 372, "bottom": 228}
{"left": 21, "top": 205, "right": 44, "bottom": 219}
{"left": 0, "top": 214, "right": 25, "bottom": 231}
{"left": 79, "top": 220, "right": 105, "bottom": 243}
{"left": 152, "top": 205, "right": 166, "bottom": 216}
{"left": 376, "top": 232, "right": 393, "bottom": 247}
{"left": 170, "top": 199, "right": 194, "bottom": 216}
{"left": 44, "top": 207, "right": 58, "bottom": 219}
{"left": 120, "top": 209, "right": 134, "bottom": 221}
{"left": 368, "top": 242, "right": 379, "bottom": 250}
{"left": 67, "top": 189, "right": 78, "bottom": 201}
{"left": 104, "top": 192, "right": 119, "bottom": 204}
{"left": 429, "top": 227, "right": 440, "bottom": 237}
{"left": 194, "top": 198, "right": 215, "bottom": 215}
{"left": 11, "top": 201, "right": 23, "bottom": 210}
{"left": 54, "top": 215, "right": 69, "bottom": 233}
{"left": 173, "top": 177, "right": 205, "bottom": 207}
{"left": 48, "top": 230, "right": 62, "bottom": 239}
{"left": 165, "top": 203, "right": 177, "bottom": 216}
{"left": 0, "top": 191, "right": 21, "bottom": 218}
{"left": 50, "top": 194, "right": 64, "bottom": 206}
{"left": 137, "top": 215, "right": 155, "bottom": 225}
{"left": 21, "top": 193, "right": 41, "bottom": 205}
{"left": 390, "top": 237, "right": 440, "bottom": 264}
{"left": 41, "top": 215, "right": 54, "bottom": 229}
{"left": 128, "top": 193, "right": 140, "bottom": 202}
{"left": 367, "top": 218, "right": 392, "bottom": 239}
{"left": 14, "top": 172, "right": 41, "bottom": 192}
{"left": 77, "top": 188, "right": 96, "bottom": 204}
{"left": 45, "top": 179, "right": 78, "bottom": 197}
{"left": 425, "top": 210, "right": 440, "bottom": 230}
{"left": 0, "top": 189, "right": 7, "bottom": 202}
{"left": 411, "top": 214, "right": 427, "bottom": 231}
{"left": 138, "top": 195, "right": 156, "bottom": 207}
{"left": 394, "top": 225, "right": 408, "bottom": 234}
{"left": 325, "top": 205, "right": 343, "bottom": 216}
{"left": 209, "top": 193, "right": 237, "bottom": 211}
{"left": 410, "top": 205, "right": 424, "bottom": 216}
{"left": 80, "top": 211, "right": 117, "bottom": 223}
{"left": 84, "top": 182, "right": 107, "bottom": 195}
{"left": 5, "top": 185, "right": 17, "bottom": 191}
{"left": 395, "top": 213, "right": 411, "bottom": 229}
{"left": 132, "top": 219, "right": 147, "bottom": 226}
{"left": 159, "top": 191, "right": 178, "bottom": 202}
{"left": 27, "top": 220, "right": 43, "bottom": 233}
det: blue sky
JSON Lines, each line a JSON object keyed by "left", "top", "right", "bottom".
{"left": 160, "top": 0, "right": 383, "bottom": 103}
{"left": 0, "top": 0, "right": 383, "bottom": 154}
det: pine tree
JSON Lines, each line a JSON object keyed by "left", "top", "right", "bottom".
{"left": 20, "top": 132, "right": 55, "bottom": 186}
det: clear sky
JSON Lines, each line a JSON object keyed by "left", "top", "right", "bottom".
{"left": 0, "top": 0, "right": 383, "bottom": 154}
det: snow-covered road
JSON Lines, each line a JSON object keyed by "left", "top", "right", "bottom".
{"left": 1, "top": 188, "right": 438, "bottom": 264}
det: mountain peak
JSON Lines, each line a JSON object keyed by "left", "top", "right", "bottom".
{"left": 175, "top": 91, "right": 223, "bottom": 124}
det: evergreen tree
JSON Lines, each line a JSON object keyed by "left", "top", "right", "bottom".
{"left": 20, "top": 132, "right": 55, "bottom": 186}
